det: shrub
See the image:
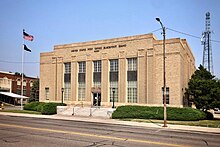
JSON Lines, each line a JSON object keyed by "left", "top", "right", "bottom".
{"left": 112, "top": 105, "right": 207, "bottom": 121}
{"left": 167, "top": 107, "right": 206, "bottom": 121}
{"left": 24, "top": 102, "right": 66, "bottom": 115}
{"left": 24, "top": 102, "right": 40, "bottom": 111}
{"left": 41, "top": 103, "right": 66, "bottom": 115}
{"left": 36, "top": 102, "right": 45, "bottom": 112}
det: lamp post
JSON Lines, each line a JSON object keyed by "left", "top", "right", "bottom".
{"left": 112, "top": 88, "right": 115, "bottom": 108}
{"left": 156, "top": 17, "right": 167, "bottom": 127}
{"left": 61, "top": 88, "right": 64, "bottom": 104}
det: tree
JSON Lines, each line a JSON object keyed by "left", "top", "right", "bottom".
{"left": 29, "top": 79, "right": 39, "bottom": 102}
{"left": 185, "top": 65, "right": 220, "bottom": 110}
{"left": 15, "top": 72, "right": 26, "bottom": 77}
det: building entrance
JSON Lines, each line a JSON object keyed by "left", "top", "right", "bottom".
{"left": 93, "top": 93, "right": 101, "bottom": 106}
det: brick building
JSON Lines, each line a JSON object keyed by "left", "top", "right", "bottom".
{"left": 40, "top": 33, "right": 195, "bottom": 107}
{"left": 0, "top": 71, "right": 38, "bottom": 97}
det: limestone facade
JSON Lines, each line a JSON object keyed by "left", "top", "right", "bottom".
{"left": 40, "top": 33, "right": 195, "bottom": 107}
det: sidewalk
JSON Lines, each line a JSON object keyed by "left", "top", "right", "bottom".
{"left": 0, "top": 112, "right": 220, "bottom": 134}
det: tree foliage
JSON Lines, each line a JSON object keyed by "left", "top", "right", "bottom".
{"left": 29, "top": 79, "right": 39, "bottom": 102}
{"left": 186, "top": 65, "right": 220, "bottom": 110}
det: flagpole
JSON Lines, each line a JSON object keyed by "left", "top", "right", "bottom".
{"left": 21, "top": 29, "right": 24, "bottom": 110}
{"left": 21, "top": 29, "right": 33, "bottom": 110}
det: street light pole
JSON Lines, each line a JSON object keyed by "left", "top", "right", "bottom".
{"left": 112, "top": 88, "right": 115, "bottom": 108}
{"left": 156, "top": 17, "right": 167, "bottom": 127}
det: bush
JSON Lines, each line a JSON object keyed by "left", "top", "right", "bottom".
{"left": 41, "top": 103, "right": 66, "bottom": 115}
{"left": 24, "top": 102, "right": 66, "bottom": 115}
{"left": 24, "top": 102, "right": 40, "bottom": 111}
{"left": 112, "top": 105, "right": 207, "bottom": 121}
{"left": 36, "top": 102, "right": 45, "bottom": 112}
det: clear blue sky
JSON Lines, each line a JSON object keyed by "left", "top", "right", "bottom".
{"left": 0, "top": 0, "right": 220, "bottom": 78}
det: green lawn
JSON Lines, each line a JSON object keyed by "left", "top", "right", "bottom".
{"left": 0, "top": 109, "right": 41, "bottom": 115}
{"left": 122, "top": 119, "right": 220, "bottom": 128}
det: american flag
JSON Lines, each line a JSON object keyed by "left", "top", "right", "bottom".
{"left": 23, "top": 30, "right": 34, "bottom": 41}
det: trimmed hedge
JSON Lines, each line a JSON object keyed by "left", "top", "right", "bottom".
{"left": 112, "top": 106, "right": 211, "bottom": 121}
{"left": 24, "top": 102, "right": 40, "bottom": 111}
{"left": 24, "top": 102, "right": 66, "bottom": 115}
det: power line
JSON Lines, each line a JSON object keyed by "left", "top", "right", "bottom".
{"left": 167, "top": 27, "right": 220, "bottom": 43}
{"left": 211, "top": 39, "right": 220, "bottom": 43}
{"left": 167, "top": 28, "right": 201, "bottom": 39}
{"left": 151, "top": 28, "right": 162, "bottom": 33}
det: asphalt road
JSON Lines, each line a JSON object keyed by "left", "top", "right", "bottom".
{"left": 0, "top": 115, "right": 219, "bottom": 147}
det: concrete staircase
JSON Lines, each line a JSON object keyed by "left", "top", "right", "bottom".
{"left": 57, "top": 106, "right": 116, "bottom": 118}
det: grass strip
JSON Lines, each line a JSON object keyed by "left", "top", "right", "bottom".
{"left": 0, "top": 109, "right": 41, "bottom": 115}
{"left": 122, "top": 119, "right": 220, "bottom": 128}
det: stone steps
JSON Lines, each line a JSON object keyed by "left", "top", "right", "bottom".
{"left": 57, "top": 106, "right": 116, "bottom": 118}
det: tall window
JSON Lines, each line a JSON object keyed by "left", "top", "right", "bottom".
{"left": 45, "top": 87, "right": 49, "bottom": 100}
{"left": 93, "top": 60, "right": 101, "bottom": 88}
{"left": 127, "top": 58, "right": 137, "bottom": 103}
{"left": 64, "top": 62, "right": 71, "bottom": 101}
{"left": 109, "top": 59, "right": 118, "bottom": 102}
{"left": 78, "top": 61, "right": 86, "bottom": 101}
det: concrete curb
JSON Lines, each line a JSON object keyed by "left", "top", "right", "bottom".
{"left": 0, "top": 112, "right": 220, "bottom": 134}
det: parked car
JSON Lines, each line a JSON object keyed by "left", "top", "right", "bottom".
{"left": 214, "top": 108, "right": 220, "bottom": 114}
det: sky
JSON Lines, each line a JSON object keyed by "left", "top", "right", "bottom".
{"left": 0, "top": 0, "right": 220, "bottom": 78}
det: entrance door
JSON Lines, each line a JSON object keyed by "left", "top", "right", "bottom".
{"left": 93, "top": 93, "right": 101, "bottom": 106}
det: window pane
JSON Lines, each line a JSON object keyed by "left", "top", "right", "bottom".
{"left": 127, "top": 81, "right": 137, "bottom": 103}
{"left": 78, "top": 82, "right": 85, "bottom": 101}
{"left": 79, "top": 62, "right": 86, "bottom": 73}
{"left": 64, "top": 62, "right": 71, "bottom": 73}
{"left": 109, "top": 81, "right": 118, "bottom": 102}
{"left": 127, "top": 58, "right": 137, "bottom": 71}
{"left": 45, "top": 87, "right": 49, "bottom": 100}
{"left": 64, "top": 82, "right": 71, "bottom": 101}
{"left": 94, "top": 60, "right": 101, "bottom": 72}
{"left": 110, "top": 59, "right": 118, "bottom": 72}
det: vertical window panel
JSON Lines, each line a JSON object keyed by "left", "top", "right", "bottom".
{"left": 64, "top": 63, "right": 71, "bottom": 73}
{"left": 45, "top": 87, "right": 49, "bottom": 100}
{"left": 79, "top": 61, "right": 86, "bottom": 73}
{"left": 110, "top": 81, "right": 118, "bottom": 102}
{"left": 78, "top": 61, "right": 86, "bottom": 101}
{"left": 93, "top": 60, "right": 102, "bottom": 88}
{"left": 64, "top": 62, "right": 71, "bottom": 101}
{"left": 94, "top": 60, "right": 101, "bottom": 72}
{"left": 109, "top": 59, "right": 118, "bottom": 102}
{"left": 110, "top": 59, "right": 118, "bottom": 72}
{"left": 78, "top": 82, "right": 86, "bottom": 101}
{"left": 127, "top": 58, "right": 137, "bottom": 103}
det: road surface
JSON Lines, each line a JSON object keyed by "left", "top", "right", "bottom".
{"left": 0, "top": 115, "right": 219, "bottom": 147}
